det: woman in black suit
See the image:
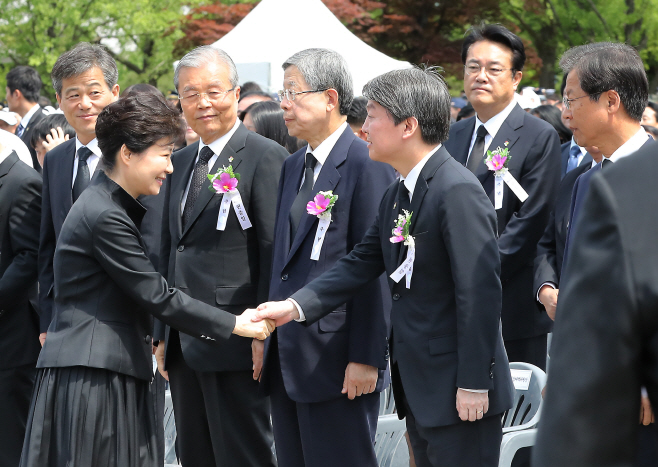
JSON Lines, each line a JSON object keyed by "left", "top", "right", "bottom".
{"left": 19, "top": 93, "right": 274, "bottom": 467}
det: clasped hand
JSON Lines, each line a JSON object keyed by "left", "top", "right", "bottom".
{"left": 233, "top": 308, "right": 275, "bottom": 340}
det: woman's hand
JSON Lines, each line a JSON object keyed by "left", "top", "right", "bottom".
{"left": 233, "top": 308, "right": 275, "bottom": 340}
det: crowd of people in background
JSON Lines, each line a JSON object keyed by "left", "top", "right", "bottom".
{"left": 1, "top": 20, "right": 658, "bottom": 467}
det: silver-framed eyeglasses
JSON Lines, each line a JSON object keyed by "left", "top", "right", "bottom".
{"left": 562, "top": 94, "right": 592, "bottom": 109}
{"left": 464, "top": 64, "right": 512, "bottom": 77}
{"left": 179, "top": 88, "right": 236, "bottom": 104}
{"left": 277, "top": 88, "right": 329, "bottom": 102}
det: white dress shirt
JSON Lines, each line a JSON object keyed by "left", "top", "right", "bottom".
{"left": 299, "top": 121, "right": 348, "bottom": 189}
{"left": 20, "top": 103, "right": 40, "bottom": 129}
{"left": 72, "top": 138, "right": 102, "bottom": 187}
{"left": 180, "top": 119, "right": 241, "bottom": 212}
{"left": 466, "top": 98, "right": 518, "bottom": 165}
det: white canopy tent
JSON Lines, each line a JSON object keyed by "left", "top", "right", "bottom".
{"left": 209, "top": 0, "right": 411, "bottom": 94}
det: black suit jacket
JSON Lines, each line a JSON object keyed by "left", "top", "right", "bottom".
{"left": 261, "top": 127, "right": 394, "bottom": 403}
{"left": 38, "top": 138, "right": 76, "bottom": 332}
{"left": 533, "top": 141, "right": 658, "bottom": 467}
{"left": 0, "top": 152, "right": 41, "bottom": 369}
{"left": 533, "top": 161, "right": 592, "bottom": 303}
{"left": 20, "top": 106, "right": 45, "bottom": 172}
{"left": 560, "top": 141, "right": 593, "bottom": 179}
{"left": 290, "top": 147, "right": 514, "bottom": 428}
{"left": 444, "top": 104, "right": 561, "bottom": 340}
{"left": 156, "top": 123, "right": 288, "bottom": 372}
{"left": 37, "top": 171, "right": 236, "bottom": 381}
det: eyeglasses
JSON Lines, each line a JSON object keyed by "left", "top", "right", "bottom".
{"left": 277, "top": 88, "right": 329, "bottom": 102}
{"left": 562, "top": 94, "right": 595, "bottom": 109}
{"left": 179, "top": 88, "right": 236, "bottom": 104}
{"left": 464, "top": 64, "right": 512, "bottom": 77}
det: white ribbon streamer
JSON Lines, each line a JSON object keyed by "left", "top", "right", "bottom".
{"left": 216, "top": 191, "right": 252, "bottom": 231}
{"left": 493, "top": 171, "right": 529, "bottom": 210}
{"left": 310, "top": 214, "right": 331, "bottom": 261}
{"left": 390, "top": 241, "right": 415, "bottom": 289}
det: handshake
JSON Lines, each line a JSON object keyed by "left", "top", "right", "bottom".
{"left": 233, "top": 299, "right": 301, "bottom": 340}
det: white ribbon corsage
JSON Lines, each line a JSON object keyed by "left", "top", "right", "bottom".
{"left": 306, "top": 191, "right": 338, "bottom": 261}
{"left": 389, "top": 210, "right": 415, "bottom": 289}
{"left": 208, "top": 165, "right": 252, "bottom": 231}
{"left": 484, "top": 146, "right": 528, "bottom": 210}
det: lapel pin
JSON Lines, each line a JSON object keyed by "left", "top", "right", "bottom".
{"left": 504, "top": 141, "right": 509, "bottom": 147}
{"left": 228, "top": 156, "right": 234, "bottom": 163}
{"left": 393, "top": 202, "right": 397, "bottom": 210}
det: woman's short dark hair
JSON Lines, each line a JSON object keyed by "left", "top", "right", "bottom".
{"left": 30, "top": 114, "right": 76, "bottom": 149}
{"left": 96, "top": 93, "right": 183, "bottom": 172}
{"left": 462, "top": 24, "right": 526, "bottom": 73}
{"left": 243, "top": 101, "right": 305, "bottom": 154}
{"left": 530, "top": 105, "right": 572, "bottom": 144}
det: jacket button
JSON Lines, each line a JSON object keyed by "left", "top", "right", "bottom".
{"left": 490, "top": 371, "right": 494, "bottom": 379}
{"left": 281, "top": 274, "right": 289, "bottom": 281}
{"left": 145, "top": 335, "right": 151, "bottom": 344}
{"left": 392, "top": 293, "right": 400, "bottom": 301}
{"left": 177, "top": 245, "right": 184, "bottom": 252}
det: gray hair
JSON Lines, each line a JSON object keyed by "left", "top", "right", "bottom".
{"left": 282, "top": 48, "right": 353, "bottom": 115}
{"left": 559, "top": 42, "right": 648, "bottom": 121}
{"left": 51, "top": 43, "right": 118, "bottom": 96}
{"left": 174, "top": 46, "right": 239, "bottom": 90}
{"left": 362, "top": 66, "right": 450, "bottom": 145}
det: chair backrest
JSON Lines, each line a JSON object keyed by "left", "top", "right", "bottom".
{"left": 163, "top": 391, "right": 178, "bottom": 464}
{"left": 501, "top": 362, "right": 547, "bottom": 433}
{"left": 374, "top": 414, "right": 409, "bottom": 467}
{"left": 379, "top": 384, "right": 397, "bottom": 415}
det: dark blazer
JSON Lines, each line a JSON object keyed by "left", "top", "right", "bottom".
{"left": 533, "top": 141, "right": 658, "bottom": 467}
{"left": 38, "top": 138, "right": 76, "bottom": 332}
{"left": 290, "top": 146, "right": 514, "bottom": 428}
{"left": 533, "top": 161, "right": 592, "bottom": 303}
{"left": 37, "top": 171, "right": 236, "bottom": 381}
{"left": 261, "top": 127, "right": 394, "bottom": 403}
{"left": 562, "top": 137, "right": 653, "bottom": 272}
{"left": 157, "top": 123, "right": 288, "bottom": 372}
{"left": 20, "top": 106, "right": 45, "bottom": 172}
{"left": 444, "top": 104, "right": 561, "bottom": 340}
{"left": 0, "top": 152, "right": 41, "bottom": 369}
{"left": 560, "top": 141, "right": 593, "bottom": 178}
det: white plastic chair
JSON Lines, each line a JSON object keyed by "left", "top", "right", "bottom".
{"left": 374, "top": 414, "right": 409, "bottom": 467}
{"left": 163, "top": 390, "right": 179, "bottom": 465}
{"left": 498, "top": 362, "right": 547, "bottom": 467}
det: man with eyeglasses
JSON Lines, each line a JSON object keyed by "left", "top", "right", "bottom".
{"left": 444, "top": 24, "right": 561, "bottom": 371}
{"left": 253, "top": 48, "right": 394, "bottom": 467}
{"left": 153, "top": 46, "right": 287, "bottom": 467}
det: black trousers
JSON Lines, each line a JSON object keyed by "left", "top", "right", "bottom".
{"left": 167, "top": 332, "right": 276, "bottom": 467}
{"left": 0, "top": 364, "right": 36, "bottom": 467}
{"left": 504, "top": 334, "right": 548, "bottom": 371}
{"left": 269, "top": 350, "right": 379, "bottom": 467}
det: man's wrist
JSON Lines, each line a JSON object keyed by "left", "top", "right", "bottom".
{"left": 537, "top": 282, "right": 557, "bottom": 303}
{"left": 287, "top": 298, "right": 305, "bottom": 321}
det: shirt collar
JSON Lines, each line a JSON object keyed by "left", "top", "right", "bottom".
{"left": 474, "top": 98, "right": 518, "bottom": 139}
{"left": 305, "top": 122, "right": 348, "bottom": 167}
{"left": 75, "top": 137, "right": 102, "bottom": 158}
{"left": 607, "top": 127, "right": 650, "bottom": 163}
{"left": 20, "top": 104, "right": 40, "bottom": 127}
{"left": 400, "top": 144, "right": 442, "bottom": 199}
{"left": 199, "top": 118, "right": 241, "bottom": 157}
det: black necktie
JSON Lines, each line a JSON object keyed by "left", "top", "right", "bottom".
{"left": 601, "top": 158, "right": 613, "bottom": 170}
{"left": 182, "top": 146, "right": 214, "bottom": 229}
{"left": 466, "top": 125, "right": 489, "bottom": 173}
{"left": 289, "top": 153, "right": 317, "bottom": 239}
{"left": 72, "top": 147, "right": 93, "bottom": 202}
{"left": 397, "top": 180, "right": 411, "bottom": 214}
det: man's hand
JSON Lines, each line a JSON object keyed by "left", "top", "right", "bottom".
{"left": 39, "top": 332, "right": 47, "bottom": 347}
{"left": 234, "top": 308, "right": 275, "bottom": 340}
{"left": 252, "top": 339, "right": 264, "bottom": 381}
{"left": 456, "top": 389, "right": 489, "bottom": 422}
{"left": 155, "top": 341, "right": 168, "bottom": 381}
{"left": 254, "top": 300, "right": 299, "bottom": 327}
{"left": 342, "top": 362, "right": 378, "bottom": 400}
{"left": 640, "top": 394, "right": 654, "bottom": 425}
{"left": 42, "top": 127, "right": 70, "bottom": 153}
{"left": 538, "top": 285, "right": 559, "bottom": 320}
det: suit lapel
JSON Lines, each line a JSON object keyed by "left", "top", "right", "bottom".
{"left": 0, "top": 151, "right": 18, "bottom": 186}
{"left": 171, "top": 143, "right": 198, "bottom": 239}
{"left": 279, "top": 152, "right": 305, "bottom": 256}
{"left": 61, "top": 140, "right": 77, "bottom": 210}
{"left": 181, "top": 125, "right": 247, "bottom": 238}
{"left": 285, "top": 128, "right": 352, "bottom": 264}
{"left": 452, "top": 118, "right": 475, "bottom": 165}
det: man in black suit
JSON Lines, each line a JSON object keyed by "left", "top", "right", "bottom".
{"left": 534, "top": 146, "right": 600, "bottom": 320}
{"left": 532, "top": 141, "right": 658, "bottom": 467}
{"left": 444, "top": 24, "right": 561, "bottom": 370}
{"left": 153, "top": 46, "right": 287, "bottom": 467}
{"left": 548, "top": 42, "right": 657, "bottom": 466}
{"left": 38, "top": 43, "right": 120, "bottom": 343}
{"left": 0, "top": 144, "right": 42, "bottom": 467}
{"left": 255, "top": 67, "right": 514, "bottom": 467}
{"left": 255, "top": 48, "right": 394, "bottom": 467}
{"left": 5, "top": 66, "right": 45, "bottom": 171}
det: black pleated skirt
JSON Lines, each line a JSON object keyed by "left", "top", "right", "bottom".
{"left": 19, "top": 366, "right": 158, "bottom": 467}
